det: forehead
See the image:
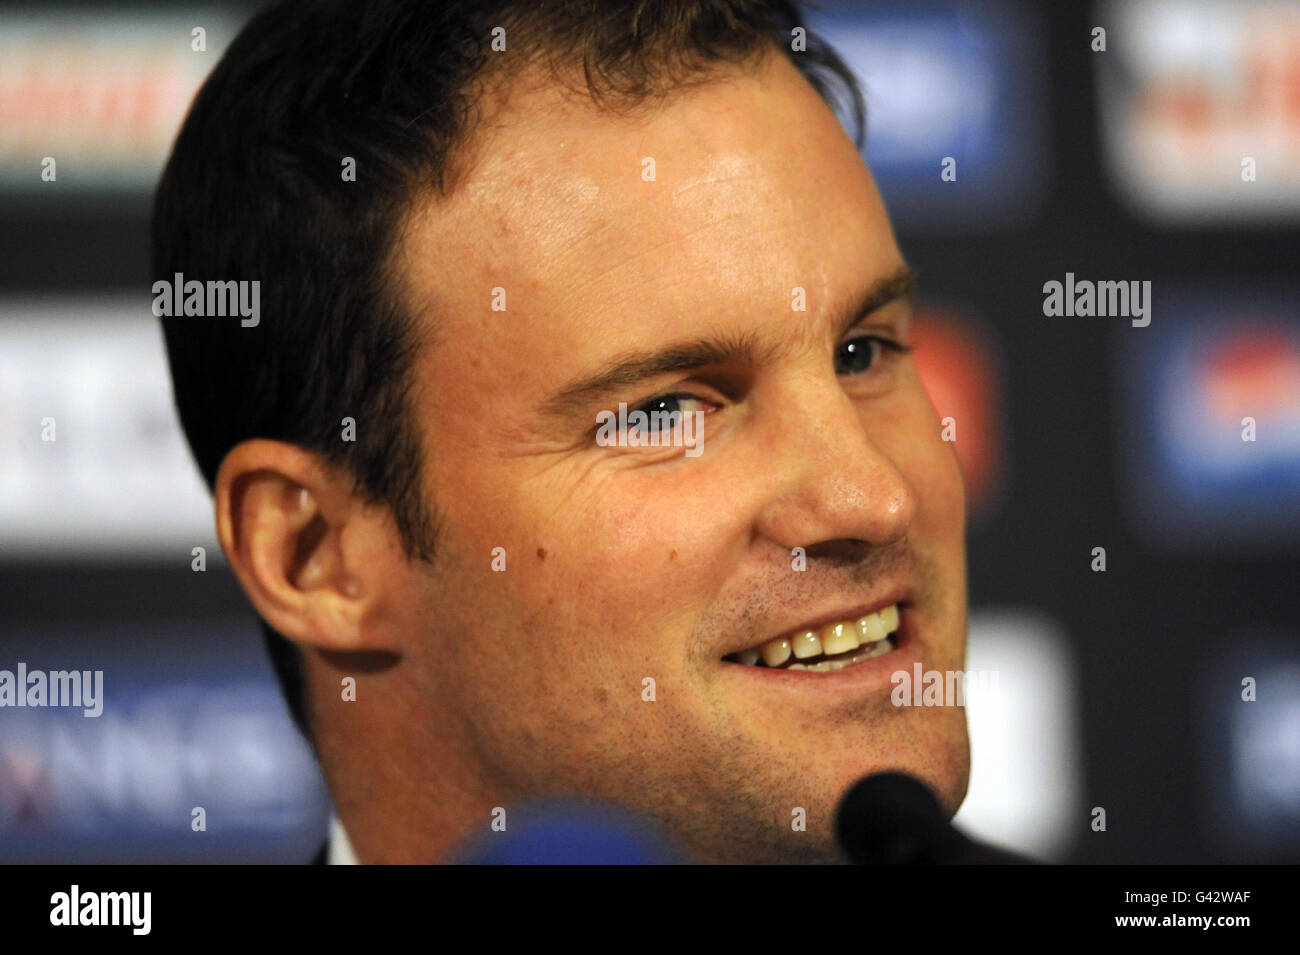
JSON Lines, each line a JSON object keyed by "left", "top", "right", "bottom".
{"left": 396, "top": 50, "right": 899, "bottom": 378}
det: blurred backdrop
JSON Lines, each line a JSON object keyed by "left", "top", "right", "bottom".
{"left": 1, "top": 0, "right": 1298, "bottom": 863}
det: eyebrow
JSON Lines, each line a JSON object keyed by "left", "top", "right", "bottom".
{"left": 543, "top": 263, "right": 917, "bottom": 416}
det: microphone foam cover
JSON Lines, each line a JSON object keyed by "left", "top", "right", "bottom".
{"left": 835, "top": 772, "right": 953, "bottom": 865}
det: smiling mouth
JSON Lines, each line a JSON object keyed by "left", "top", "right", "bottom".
{"left": 723, "top": 604, "right": 902, "bottom": 672}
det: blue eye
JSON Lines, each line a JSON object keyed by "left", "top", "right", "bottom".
{"left": 834, "top": 335, "right": 909, "bottom": 376}
{"left": 628, "top": 393, "right": 704, "bottom": 435}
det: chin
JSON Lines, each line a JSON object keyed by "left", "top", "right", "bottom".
{"left": 904, "top": 721, "right": 972, "bottom": 818}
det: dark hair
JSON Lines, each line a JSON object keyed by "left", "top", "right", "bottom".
{"left": 153, "top": 0, "right": 863, "bottom": 743}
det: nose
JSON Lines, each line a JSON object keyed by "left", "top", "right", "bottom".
{"left": 753, "top": 379, "right": 917, "bottom": 556}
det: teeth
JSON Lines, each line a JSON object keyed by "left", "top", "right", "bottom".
{"left": 857, "top": 612, "right": 887, "bottom": 643}
{"left": 862, "top": 636, "right": 894, "bottom": 659}
{"left": 787, "top": 637, "right": 895, "bottom": 671}
{"left": 791, "top": 630, "right": 823, "bottom": 659}
{"left": 761, "top": 637, "right": 792, "bottom": 667}
{"left": 729, "top": 603, "right": 903, "bottom": 671}
{"left": 820, "top": 621, "right": 860, "bottom": 655}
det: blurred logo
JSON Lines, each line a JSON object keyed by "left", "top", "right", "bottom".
{"left": 1200, "top": 632, "right": 1300, "bottom": 859}
{"left": 910, "top": 307, "right": 1004, "bottom": 518}
{"left": 1118, "top": 288, "right": 1300, "bottom": 549}
{"left": 0, "top": 299, "right": 218, "bottom": 557}
{"left": 0, "top": 10, "right": 237, "bottom": 193}
{"left": 0, "top": 682, "right": 322, "bottom": 836}
{"left": 1097, "top": 0, "right": 1300, "bottom": 222}
{"left": 950, "top": 610, "right": 1082, "bottom": 861}
{"left": 0, "top": 622, "right": 330, "bottom": 863}
{"left": 807, "top": 0, "right": 1047, "bottom": 229}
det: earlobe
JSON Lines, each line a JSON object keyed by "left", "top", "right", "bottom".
{"left": 213, "top": 440, "right": 400, "bottom": 654}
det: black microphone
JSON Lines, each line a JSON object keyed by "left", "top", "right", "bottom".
{"left": 835, "top": 772, "right": 1036, "bottom": 864}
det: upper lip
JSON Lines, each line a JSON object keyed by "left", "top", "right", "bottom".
{"left": 721, "top": 586, "right": 914, "bottom": 657}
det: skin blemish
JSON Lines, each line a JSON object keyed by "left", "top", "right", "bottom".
{"left": 537, "top": 547, "right": 547, "bottom": 560}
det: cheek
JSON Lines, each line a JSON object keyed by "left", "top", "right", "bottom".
{"left": 884, "top": 385, "right": 967, "bottom": 541}
{"left": 443, "top": 464, "right": 723, "bottom": 658}
{"left": 564, "top": 478, "right": 738, "bottom": 628}
{"left": 888, "top": 388, "right": 969, "bottom": 640}
{"left": 424, "top": 471, "right": 729, "bottom": 779}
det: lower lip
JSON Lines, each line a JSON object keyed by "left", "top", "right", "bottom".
{"left": 719, "top": 607, "right": 924, "bottom": 698}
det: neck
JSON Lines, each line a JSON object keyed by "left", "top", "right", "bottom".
{"left": 305, "top": 655, "right": 498, "bottom": 864}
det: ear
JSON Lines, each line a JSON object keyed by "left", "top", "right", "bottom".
{"left": 214, "top": 439, "right": 406, "bottom": 653}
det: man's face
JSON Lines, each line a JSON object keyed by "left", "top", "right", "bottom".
{"left": 394, "top": 48, "right": 968, "bottom": 862}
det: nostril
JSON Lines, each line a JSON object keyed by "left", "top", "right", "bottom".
{"left": 800, "top": 538, "right": 874, "bottom": 565}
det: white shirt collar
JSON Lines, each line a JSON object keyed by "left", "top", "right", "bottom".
{"left": 327, "top": 815, "right": 358, "bottom": 865}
